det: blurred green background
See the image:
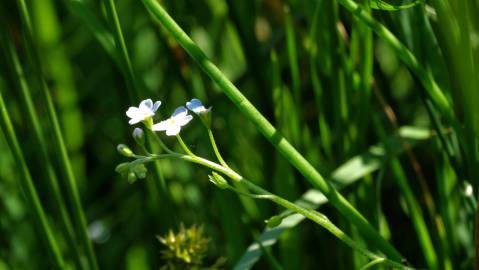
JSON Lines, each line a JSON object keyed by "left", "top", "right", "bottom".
{"left": 0, "top": 0, "right": 478, "bottom": 269}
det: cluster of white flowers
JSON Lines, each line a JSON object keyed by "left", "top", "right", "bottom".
{"left": 126, "top": 98, "right": 209, "bottom": 136}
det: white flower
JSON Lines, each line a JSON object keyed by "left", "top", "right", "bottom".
{"left": 186, "top": 98, "right": 210, "bottom": 114}
{"left": 152, "top": 106, "right": 193, "bottom": 136}
{"left": 126, "top": 99, "right": 161, "bottom": 125}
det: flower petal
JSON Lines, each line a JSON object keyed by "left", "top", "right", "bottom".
{"left": 171, "top": 106, "right": 188, "bottom": 118}
{"left": 153, "top": 101, "right": 162, "bottom": 112}
{"left": 128, "top": 117, "right": 143, "bottom": 125}
{"left": 186, "top": 98, "right": 206, "bottom": 114}
{"left": 126, "top": 107, "right": 141, "bottom": 118}
{"left": 177, "top": 114, "right": 193, "bottom": 126}
{"left": 152, "top": 120, "right": 170, "bottom": 131}
{"left": 165, "top": 125, "right": 181, "bottom": 136}
{"left": 139, "top": 99, "right": 153, "bottom": 110}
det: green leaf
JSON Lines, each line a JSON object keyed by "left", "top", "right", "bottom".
{"left": 368, "top": 0, "right": 423, "bottom": 11}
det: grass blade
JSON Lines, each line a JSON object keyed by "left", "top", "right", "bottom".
{"left": 15, "top": 0, "right": 99, "bottom": 268}
{"left": 0, "top": 83, "right": 65, "bottom": 269}
{"left": 338, "top": 0, "right": 453, "bottom": 121}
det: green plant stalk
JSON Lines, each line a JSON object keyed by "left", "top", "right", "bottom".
{"left": 337, "top": 0, "right": 453, "bottom": 122}
{"left": 234, "top": 125, "right": 436, "bottom": 269}
{"left": 148, "top": 129, "right": 175, "bottom": 154}
{"left": 141, "top": 0, "right": 402, "bottom": 260}
{"left": 207, "top": 128, "right": 229, "bottom": 168}
{"left": 176, "top": 134, "right": 195, "bottom": 156}
{"left": 16, "top": 0, "right": 99, "bottom": 269}
{"left": 131, "top": 153, "right": 412, "bottom": 270}
{"left": 0, "top": 87, "right": 65, "bottom": 269}
{"left": 1, "top": 33, "right": 84, "bottom": 269}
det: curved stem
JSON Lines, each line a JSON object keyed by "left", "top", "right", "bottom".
{"left": 207, "top": 128, "right": 229, "bottom": 168}
{"left": 148, "top": 129, "right": 175, "bottom": 154}
{"left": 176, "top": 134, "right": 195, "bottom": 156}
{"left": 132, "top": 153, "right": 413, "bottom": 270}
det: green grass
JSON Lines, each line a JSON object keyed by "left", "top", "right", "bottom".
{"left": 0, "top": 0, "right": 477, "bottom": 269}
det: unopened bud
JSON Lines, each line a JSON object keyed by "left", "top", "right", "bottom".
{"left": 127, "top": 172, "right": 137, "bottom": 183}
{"left": 117, "top": 144, "right": 133, "bottom": 157}
{"left": 132, "top": 164, "right": 147, "bottom": 179}
{"left": 208, "top": 172, "right": 229, "bottom": 189}
{"left": 132, "top": 128, "right": 145, "bottom": 146}
{"left": 266, "top": 215, "right": 283, "bottom": 228}
{"left": 115, "top": 162, "right": 130, "bottom": 174}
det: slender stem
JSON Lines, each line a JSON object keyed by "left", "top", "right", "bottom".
{"left": 141, "top": 0, "right": 402, "bottom": 260}
{"left": 16, "top": 1, "right": 99, "bottom": 269}
{"left": 148, "top": 129, "right": 175, "bottom": 154}
{"left": 132, "top": 153, "right": 413, "bottom": 270}
{"left": 176, "top": 134, "right": 195, "bottom": 156}
{"left": 0, "top": 87, "right": 65, "bottom": 268}
{"left": 207, "top": 129, "right": 229, "bottom": 168}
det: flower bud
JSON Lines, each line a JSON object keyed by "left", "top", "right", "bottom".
{"left": 132, "top": 164, "right": 147, "bottom": 179}
{"left": 115, "top": 162, "right": 130, "bottom": 174}
{"left": 132, "top": 128, "right": 145, "bottom": 146}
{"left": 127, "top": 172, "right": 137, "bottom": 184}
{"left": 266, "top": 215, "right": 283, "bottom": 228}
{"left": 186, "top": 98, "right": 212, "bottom": 128}
{"left": 117, "top": 144, "right": 134, "bottom": 157}
{"left": 208, "top": 172, "right": 229, "bottom": 189}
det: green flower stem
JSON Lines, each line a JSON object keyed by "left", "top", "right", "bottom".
{"left": 141, "top": 0, "right": 401, "bottom": 260}
{"left": 148, "top": 129, "right": 175, "bottom": 154}
{"left": 1, "top": 32, "right": 84, "bottom": 269}
{"left": 176, "top": 134, "right": 195, "bottom": 156}
{"left": 207, "top": 128, "right": 229, "bottom": 168}
{"left": 237, "top": 182, "right": 412, "bottom": 270}
{"left": 0, "top": 88, "right": 65, "bottom": 269}
{"left": 336, "top": 0, "right": 453, "bottom": 122}
{"left": 16, "top": 0, "right": 99, "bottom": 269}
{"left": 131, "top": 153, "right": 412, "bottom": 269}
